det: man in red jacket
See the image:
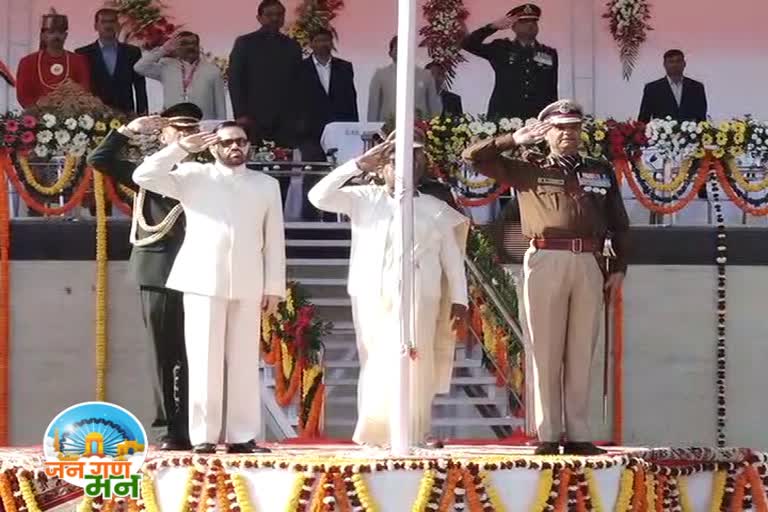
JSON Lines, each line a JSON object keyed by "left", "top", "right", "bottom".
{"left": 16, "top": 11, "right": 91, "bottom": 108}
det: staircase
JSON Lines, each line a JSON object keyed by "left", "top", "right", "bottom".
{"left": 262, "top": 222, "right": 524, "bottom": 441}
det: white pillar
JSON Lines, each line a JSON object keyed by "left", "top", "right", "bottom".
{"left": 389, "top": 0, "right": 417, "bottom": 455}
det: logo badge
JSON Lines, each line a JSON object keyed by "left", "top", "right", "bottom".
{"left": 43, "top": 402, "right": 147, "bottom": 499}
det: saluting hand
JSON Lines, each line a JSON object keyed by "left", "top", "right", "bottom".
{"left": 178, "top": 132, "right": 219, "bottom": 153}
{"left": 491, "top": 14, "right": 519, "bottom": 30}
{"left": 511, "top": 121, "right": 552, "bottom": 146}
{"left": 355, "top": 130, "right": 395, "bottom": 175}
{"left": 124, "top": 115, "right": 166, "bottom": 135}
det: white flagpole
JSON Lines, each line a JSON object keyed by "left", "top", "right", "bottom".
{"left": 390, "top": 0, "right": 417, "bottom": 455}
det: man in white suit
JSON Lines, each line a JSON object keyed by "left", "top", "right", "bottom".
{"left": 308, "top": 130, "right": 469, "bottom": 447}
{"left": 133, "top": 122, "right": 286, "bottom": 454}
{"left": 367, "top": 36, "right": 441, "bottom": 123}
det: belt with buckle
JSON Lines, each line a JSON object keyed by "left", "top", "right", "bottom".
{"left": 531, "top": 238, "right": 598, "bottom": 253}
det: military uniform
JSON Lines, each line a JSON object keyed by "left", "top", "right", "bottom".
{"left": 463, "top": 4, "right": 558, "bottom": 120}
{"left": 462, "top": 100, "right": 630, "bottom": 453}
{"left": 86, "top": 105, "right": 202, "bottom": 449}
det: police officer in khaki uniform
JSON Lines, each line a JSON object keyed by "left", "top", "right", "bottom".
{"left": 463, "top": 3, "right": 558, "bottom": 121}
{"left": 462, "top": 100, "right": 629, "bottom": 456}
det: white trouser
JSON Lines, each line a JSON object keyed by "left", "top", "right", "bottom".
{"left": 183, "top": 293, "right": 262, "bottom": 445}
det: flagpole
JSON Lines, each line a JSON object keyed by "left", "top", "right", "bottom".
{"left": 390, "top": 0, "right": 417, "bottom": 456}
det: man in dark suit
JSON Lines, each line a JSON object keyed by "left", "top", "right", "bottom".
{"left": 425, "top": 61, "right": 463, "bottom": 117}
{"left": 229, "top": 0, "right": 303, "bottom": 149}
{"left": 463, "top": 3, "right": 557, "bottom": 121}
{"left": 76, "top": 8, "right": 147, "bottom": 114}
{"left": 299, "top": 28, "right": 359, "bottom": 220}
{"left": 87, "top": 103, "right": 203, "bottom": 450}
{"left": 638, "top": 49, "right": 707, "bottom": 123}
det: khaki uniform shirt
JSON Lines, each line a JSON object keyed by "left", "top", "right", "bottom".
{"left": 462, "top": 137, "right": 630, "bottom": 273}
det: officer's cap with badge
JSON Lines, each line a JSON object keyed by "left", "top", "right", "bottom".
{"left": 160, "top": 102, "right": 203, "bottom": 131}
{"left": 507, "top": 3, "right": 541, "bottom": 21}
{"left": 538, "top": 99, "right": 584, "bottom": 126}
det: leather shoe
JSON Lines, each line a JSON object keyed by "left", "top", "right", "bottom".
{"left": 533, "top": 442, "right": 561, "bottom": 456}
{"left": 226, "top": 440, "right": 271, "bottom": 454}
{"left": 421, "top": 438, "right": 445, "bottom": 449}
{"left": 563, "top": 442, "right": 606, "bottom": 456}
{"left": 158, "top": 437, "right": 192, "bottom": 451}
{"left": 192, "top": 443, "right": 217, "bottom": 454}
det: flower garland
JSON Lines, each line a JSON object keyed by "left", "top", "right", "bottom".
{"left": 17, "top": 154, "right": 78, "bottom": 195}
{"left": 709, "top": 470, "right": 727, "bottom": 512}
{"left": 94, "top": 172, "right": 108, "bottom": 402}
{"left": 111, "top": 0, "right": 177, "bottom": 50}
{"left": 614, "top": 468, "right": 634, "bottom": 512}
{"left": 708, "top": 172, "right": 728, "bottom": 448}
{"left": 411, "top": 469, "right": 435, "bottom": 512}
{"left": 419, "top": 0, "right": 468, "bottom": 85}
{"left": 288, "top": 0, "right": 345, "bottom": 53}
{"left": 261, "top": 283, "right": 331, "bottom": 436}
{"left": 602, "top": 0, "right": 652, "bottom": 80}
{"left": 532, "top": 468, "right": 554, "bottom": 512}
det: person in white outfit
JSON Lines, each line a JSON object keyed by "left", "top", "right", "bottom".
{"left": 308, "top": 130, "right": 469, "bottom": 447}
{"left": 133, "top": 121, "right": 286, "bottom": 454}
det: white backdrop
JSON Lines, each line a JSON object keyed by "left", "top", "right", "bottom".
{"left": 0, "top": 0, "right": 766, "bottom": 120}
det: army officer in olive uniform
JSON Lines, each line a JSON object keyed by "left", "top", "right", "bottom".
{"left": 462, "top": 100, "right": 629, "bottom": 456}
{"left": 463, "top": 3, "right": 558, "bottom": 121}
{"left": 87, "top": 103, "right": 203, "bottom": 451}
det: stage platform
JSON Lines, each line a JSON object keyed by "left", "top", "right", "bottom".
{"left": 3, "top": 444, "right": 768, "bottom": 512}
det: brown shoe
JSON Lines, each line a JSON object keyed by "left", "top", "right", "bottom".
{"left": 563, "top": 442, "right": 606, "bottom": 456}
{"left": 533, "top": 442, "right": 560, "bottom": 455}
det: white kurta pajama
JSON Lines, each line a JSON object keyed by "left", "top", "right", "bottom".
{"left": 133, "top": 143, "right": 286, "bottom": 445}
{"left": 308, "top": 160, "right": 468, "bottom": 445}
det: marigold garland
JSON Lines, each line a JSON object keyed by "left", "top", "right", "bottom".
{"left": 1, "top": 151, "right": 93, "bottom": 215}
{"left": 94, "top": 172, "right": 108, "bottom": 402}
{"left": 726, "top": 159, "right": 768, "bottom": 193}
{"left": 714, "top": 160, "right": 768, "bottom": 216}
{"left": 615, "top": 466, "right": 635, "bottom": 511}
{"left": 411, "top": 469, "right": 435, "bottom": 512}
{"left": 730, "top": 471, "right": 747, "bottom": 512}
{"left": 17, "top": 154, "right": 78, "bottom": 196}
{"left": 636, "top": 157, "right": 693, "bottom": 192}
{"left": 584, "top": 469, "right": 604, "bottom": 512}
{"left": 17, "top": 475, "right": 41, "bottom": 512}
{"left": 140, "top": 473, "right": 159, "bottom": 512}
{"left": 437, "top": 468, "right": 460, "bottom": 511}
{"left": 621, "top": 157, "right": 709, "bottom": 214}
{"left": 0, "top": 472, "right": 17, "bottom": 512}
{"left": 532, "top": 469, "right": 554, "bottom": 512}
{"left": 709, "top": 470, "right": 726, "bottom": 512}
{"left": 229, "top": 473, "right": 253, "bottom": 512}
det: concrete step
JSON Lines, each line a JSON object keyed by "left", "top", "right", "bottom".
{"left": 324, "top": 375, "right": 497, "bottom": 386}
{"left": 327, "top": 396, "right": 504, "bottom": 406}
{"left": 324, "top": 417, "right": 522, "bottom": 427}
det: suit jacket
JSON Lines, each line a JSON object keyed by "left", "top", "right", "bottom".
{"left": 638, "top": 77, "right": 707, "bottom": 123}
{"left": 86, "top": 130, "right": 183, "bottom": 287}
{"left": 463, "top": 26, "right": 558, "bottom": 120}
{"left": 366, "top": 63, "right": 441, "bottom": 122}
{"left": 300, "top": 56, "right": 359, "bottom": 142}
{"left": 228, "top": 28, "right": 303, "bottom": 146}
{"left": 76, "top": 41, "right": 148, "bottom": 114}
{"left": 440, "top": 90, "right": 463, "bottom": 117}
{"left": 133, "top": 143, "right": 286, "bottom": 300}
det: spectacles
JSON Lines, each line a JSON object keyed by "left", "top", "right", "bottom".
{"left": 219, "top": 137, "right": 249, "bottom": 148}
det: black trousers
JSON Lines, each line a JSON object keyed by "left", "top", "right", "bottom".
{"left": 139, "top": 286, "right": 189, "bottom": 441}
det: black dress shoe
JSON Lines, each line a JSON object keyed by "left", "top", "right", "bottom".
{"left": 226, "top": 440, "right": 271, "bottom": 454}
{"left": 158, "top": 437, "right": 192, "bottom": 451}
{"left": 563, "top": 442, "right": 606, "bottom": 456}
{"left": 192, "top": 443, "right": 217, "bottom": 454}
{"left": 421, "top": 438, "right": 445, "bottom": 449}
{"left": 533, "top": 442, "right": 561, "bottom": 455}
